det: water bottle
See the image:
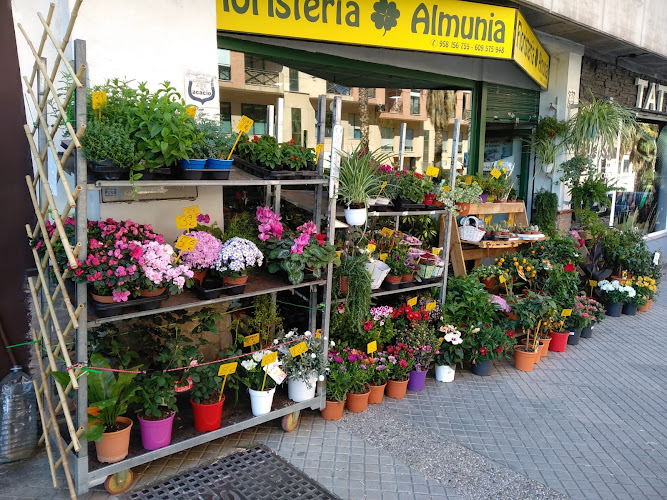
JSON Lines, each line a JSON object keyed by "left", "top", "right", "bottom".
{"left": 0, "top": 366, "right": 37, "bottom": 462}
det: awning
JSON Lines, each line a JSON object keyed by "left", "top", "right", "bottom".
{"left": 216, "top": 0, "right": 550, "bottom": 90}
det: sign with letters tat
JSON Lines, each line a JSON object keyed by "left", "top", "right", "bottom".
{"left": 217, "top": 0, "right": 549, "bottom": 88}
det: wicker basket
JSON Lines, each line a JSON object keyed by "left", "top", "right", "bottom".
{"left": 458, "top": 216, "right": 486, "bottom": 242}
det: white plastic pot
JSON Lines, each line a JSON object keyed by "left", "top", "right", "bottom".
{"left": 248, "top": 387, "right": 276, "bottom": 416}
{"left": 435, "top": 365, "right": 456, "bottom": 383}
{"left": 344, "top": 207, "right": 367, "bottom": 226}
{"left": 287, "top": 375, "right": 317, "bottom": 402}
{"left": 541, "top": 163, "right": 554, "bottom": 174}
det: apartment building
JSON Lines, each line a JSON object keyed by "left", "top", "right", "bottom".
{"left": 218, "top": 48, "right": 471, "bottom": 172}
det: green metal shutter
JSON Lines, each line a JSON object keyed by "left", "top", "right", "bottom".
{"left": 485, "top": 84, "right": 540, "bottom": 125}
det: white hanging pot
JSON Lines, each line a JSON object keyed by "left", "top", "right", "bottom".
{"left": 344, "top": 207, "right": 367, "bottom": 226}
{"left": 541, "top": 163, "right": 554, "bottom": 174}
{"left": 248, "top": 387, "right": 275, "bottom": 416}
{"left": 435, "top": 365, "right": 456, "bottom": 383}
{"left": 287, "top": 375, "right": 317, "bottom": 402}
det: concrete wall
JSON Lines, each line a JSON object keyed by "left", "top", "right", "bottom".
{"left": 515, "top": 0, "right": 667, "bottom": 58}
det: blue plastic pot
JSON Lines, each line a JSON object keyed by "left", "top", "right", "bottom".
{"left": 207, "top": 158, "right": 233, "bottom": 170}
{"left": 179, "top": 159, "right": 207, "bottom": 170}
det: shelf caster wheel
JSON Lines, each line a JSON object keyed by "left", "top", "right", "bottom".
{"left": 281, "top": 411, "right": 300, "bottom": 432}
{"left": 105, "top": 468, "right": 134, "bottom": 495}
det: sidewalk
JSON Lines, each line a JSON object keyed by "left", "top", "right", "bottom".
{"left": 1, "top": 289, "right": 666, "bottom": 499}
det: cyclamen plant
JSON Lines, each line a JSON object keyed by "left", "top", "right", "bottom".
{"left": 180, "top": 231, "right": 223, "bottom": 271}
{"left": 140, "top": 241, "right": 194, "bottom": 294}
{"left": 215, "top": 237, "right": 263, "bottom": 277}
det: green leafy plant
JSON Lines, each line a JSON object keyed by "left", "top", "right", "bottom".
{"left": 452, "top": 179, "right": 483, "bottom": 204}
{"left": 533, "top": 190, "right": 558, "bottom": 234}
{"left": 442, "top": 275, "right": 498, "bottom": 326}
{"left": 238, "top": 350, "right": 277, "bottom": 391}
{"left": 337, "top": 146, "right": 389, "bottom": 208}
{"left": 80, "top": 120, "right": 138, "bottom": 168}
{"left": 463, "top": 324, "right": 515, "bottom": 365}
{"left": 435, "top": 324, "right": 464, "bottom": 368}
{"left": 333, "top": 253, "right": 372, "bottom": 334}
{"left": 324, "top": 348, "right": 353, "bottom": 402}
{"left": 531, "top": 117, "right": 568, "bottom": 169}
{"left": 132, "top": 371, "right": 178, "bottom": 419}
{"left": 245, "top": 295, "right": 284, "bottom": 348}
{"left": 190, "top": 363, "right": 223, "bottom": 404}
{"left": 469, "top": 264, "right": 501, "bottom": 280}
{"left": 395, "top": 171, "right": 432, "bottom": 203}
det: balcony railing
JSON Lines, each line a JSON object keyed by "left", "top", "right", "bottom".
{"left": 245, "top": 68, "right": 280, "bottom": 86}
{"left": 326, "top": 81, "right": 351, "bottom": 95}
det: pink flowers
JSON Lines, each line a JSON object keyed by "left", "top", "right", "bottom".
{"left": 296, "top": 221, "right": 317, "bottom": 235}
{"left": 180, "top": 231, "right": 223, "bottom": 271}
{"left": 290, "top": 232, "right": 311, "bottom": 254}
{"left": 112, "top": 290, "right": 130, "bottom": 302}
{"left": 140, "top": 241, "right": 193, "bottom": 290}
{"left": 256, "top": 206, "right": 284, "bottom": 241}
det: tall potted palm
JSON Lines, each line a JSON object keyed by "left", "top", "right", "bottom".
{"left": 338, "top": 146, "right": 391, "bottom": 226}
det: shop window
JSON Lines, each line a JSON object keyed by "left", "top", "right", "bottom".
{"left": 220, "top": 102, "right": 232, "bottom": 134}
{"left": 404, "top": 129, "right": 414, "bottom": 152}
{"left": 410, "top": 91, "right": 421, "bottom": 115}
{"left": 240, "top": 103, "right": 267, "bottom": 135}
{"left": 218, "top": 49, "right": 231, "bottom": 81}
{"left": 289, "top": 68, "right": 299, "bottom": 92}
{"left": 291, "top": 108, "right": 301, "bottom": 145}
{"left": 349, "top": 114, "right": 361, "bottom": 140}
{"left": 381, "top": 127, "right": 394, "bottom": 152}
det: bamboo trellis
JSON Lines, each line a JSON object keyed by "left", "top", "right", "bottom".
{"left": 20, "top": 1, "right": 85, "bottom": 499}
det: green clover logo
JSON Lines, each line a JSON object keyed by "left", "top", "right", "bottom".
{"left": 371, "top": 0, "right": 400, "bottom": 36}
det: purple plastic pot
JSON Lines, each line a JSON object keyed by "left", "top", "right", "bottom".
{"left": 479, "top": 193, "right": 489, "bottom": 203}
{"left": 138, "top": 412, "right": 175, "bottom": 450}
{"left": 407, "top": 370, "right": 428, "bottom": 392}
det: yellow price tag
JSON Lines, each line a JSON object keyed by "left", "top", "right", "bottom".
{"left": 175, "top": 215, "right": 194, "bottom": 230}
{"left": 380, "top": 227, "right": 394, "bottom": 237}
{"left": 561, "top": 309, "right": 572, "bottom": 317}
{"left": 407, "top": 297, "right": 418, "bottom": 307}
{"left": 438, "top": 337, "right": 444, "bottom": 346}
{"left": 243, "top": 333, "right": 260, "bottom": 347}
{"left": 589, "top": 280, "right": 598, "bottom": 287}
{"left": 443, "top": 185, "right": 451, "bottom": 192}
{"left": 367, "top": 243, "right": 376, "bottom": 253}
{"left": 315, "top": 329, "right": 322, "bottom": 338}
{"left": 261, "top": 351, "right": 278, "bottom": 367}
{"left": 174, "top": 235, "right": 198, "bottom": 252}
{"left": 336, "top": 251, "right": 341, "bottom": 259}
{"left": 316, "top": 144, "right": 324, "bottom": 162}
{"left": 379, "top": 253, "right": 388, "bottom": 262}
{"left": 465, "top": 176, "right": 472, "bottom": 185}
{"left": 508, "top": 214, "right": 515, "bottom": 225}
{"left": 431, "top": 247, "right": 441, "bottom": 255}
{"left": 92, "top": 91, "right": 107, "bottom": 110}
{"left": 490, "top": 168, "right": 501, "bottom": 179}
{"left": 425, "top": 302, "right": 436, "bottom": 311}
{"left": 237, "top": 115, "right": 254, "bottom": 133}
{"left": 426, "top": 166, "right": 439, "bottom": 177}
{"left": 185, "top": 106, "right": 197, "bottom": 119}
{"left": 289, "top": 341, "right": 308, "bottom": 358}
{"left": 499, "top": 274, "right": 506, "bottom": 283}
{"left": 367, "top": 341, "right": 377, "bottom": 354}
{"left": 183, "top": 205, "right": 200, "bottom": 218}
{"left": 218, "top": 362, "right": 238, "bottom": 376}
{"left": 484, "top": 215, "right": 492, "bottom": 226}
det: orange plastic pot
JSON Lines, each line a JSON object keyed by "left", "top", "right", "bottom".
{"left": 385, "top": 379, "right": 408, "bottom": 399}
{"left": 321, "top": 399, "right": 345, "bottom": 420}
{"left": 345, "top": 386, "right": 370, "bottom": 413}
{"left": 456, "top": 202, "right": 471, "bottom": 215}
{"left": 140, "top": 287, "right": 166, "bottom": 297}
{"left": 193, "top": 270, "right": 207, "bottom": 284}
{"left": 385, "top": 275, "right": 402, "bottom": 284}
{"left": 638, "top": 299, "right": 652, "bottom": 312}
{"left": 90, "top": 293, "right": 115, "bottom": 304}
{"left": 368, "top": 383, "right": 386, "bottom": 404}
{"left": 538, "top": 338, "right": 550, "bottom": 358}
{"left": 95, "top": 416, "right": 133, "bottom": 464}
{"left": 401, "top": 273, "right": 414, "bottom": 283}
{"left": 224, "top": 275, "right": 248, "bottom": 286}
{"left": 514, "top": 346, "right": 538, "bottom": 372}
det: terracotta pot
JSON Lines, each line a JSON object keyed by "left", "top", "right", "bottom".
{"left": 514, "top": 345, "right": 538, "bottom": 372}
{"left": 385, "top": 275, "right": 402, "bottom": 284}
{"left": 432, "top": 199, "right": 445, "bottom": 207}
{"left": 520, "top": 339, "right": 543, "bottom": 363}
{"left": 339, "top": 276, "right": 348, "bottom": 295}
{"left": 346, "top": 386, "right": 371, "bottom": 413}
{"left": 192, "top": 270, "right": 207, "bottom": 284}
{"left": 321, "top": 399, "right": 345, "bottom": 420}
{"left": 456, "top": 202, "right": 471, "bottom": 216}
{"left": 368, "top": 383, "right": 386, "bottom": 404}
{"left": 506, "top": 312, "right": 518, "bottom": 321}
{"left": 401, "top": 273, "right": 414, "bottom": 282}
{"left": 538, "top": 338, "right": 551, "bottom": 358}
{"left": 224, "top": 275, "right": 248, "bottom": 286}
{"left": 481, "top": 277, "right": 496, "bottom": 290}
{"left": 385, "top": 379, "right": 408, "bottom": 399}
{"left": 638, "top": 300, "right": 651, "bottom": 312}
{"left": 90, "top": 293, "right": 115, "bottom": 304}
{"left": 140, "top": 287, "right": 166, "bottom": 297}
{"left": 95, "top": 416, "right": 133, "bottom": 463}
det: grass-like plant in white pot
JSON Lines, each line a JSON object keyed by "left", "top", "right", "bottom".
{"left": 338, "top": 147, "right": 391, "bottom": 226}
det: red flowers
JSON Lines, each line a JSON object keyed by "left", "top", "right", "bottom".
{"left": 363, "top": 320, "right": 373, "bottom": 331}
{"left": 407, "top": 310, "right": 422, "bottom": 321}
{"left": 315, "top": 234, "right": 326, "bottom": 246}
{"left": 479, "top": 346, "right": 487, "bottom": 356}
{"left": 398, "top": 359, "right": 408, "bottom": 369}
{"left": 506, "top": 330, "right": 515, "bottom": 338}
{"left": 564, "top": 263, "right": 575, "bottom": 272}
{"left": 496, "top": 347, "right": 503, "bottom": 354}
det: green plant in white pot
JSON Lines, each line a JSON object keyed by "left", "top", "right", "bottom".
{"left": 337, "top": 146, "right": 391, "bottom": 226}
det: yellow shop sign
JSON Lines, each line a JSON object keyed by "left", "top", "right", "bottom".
{"left": 217, "top": 0, "right": 550, "bottom": 88}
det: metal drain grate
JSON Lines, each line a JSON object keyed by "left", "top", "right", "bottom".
{"left": 123, "top": 444, "right": 340, "bottom": 500}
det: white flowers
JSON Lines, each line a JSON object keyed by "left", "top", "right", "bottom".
{"left": 445, "top": 331, "right": 463, "bottom": 345}
{"left": 252, "top": 350, "right": 270, "bottom": 363}
{"left": 598, "top": 280, "right": 637, "bottom": 298}
{"left": 241, "top": 359, "right": 257, "bottom": 371}
{"left": 215, "top": 237, "right": 263, "bottom": 274}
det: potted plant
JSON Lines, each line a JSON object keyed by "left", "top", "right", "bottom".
{"left": 452, "top": 179, "right": 483, "bottom": 215}
{"left": 322, "top": 346, "right": 352, "bottom": 420}
{"left": 83, "top": 353, "right": 140, "bottom": 463}
{"left": 633, "top": 276, "right": 658, "bottom": 312}
{"left": 238, "top": 350, "right": 280, "bottom": 416}
{"left": 277, "top": 329, "right": 324, "bottom": 403}
{"left": 545, "top": 314, "right": 569, "bottom": 352}
{"left": 189, "top": 363, "right": 225, "bottom": 432}
{"left": 133, "top": 371, "right": 178, "bottom": 450}
{"left": 530, "top": 117, "right": 568, "bottom": 174}
{"left": 215, "top": 236, "right": 264, "bottom": 288}
{"left": 573, "top": 295, "right": 602, "bottom": 338}
{"left": 565, "top": 303, "right": 589, "bottom": 346}
{"left": 510, "top": 291, "right": 554, "bottom": 371}
{"left": 464, "top": 324, "right": 515, "bottom": 376}
{"left": 179, "top": 127, "right": 214, "bottom": 179}
{"left": 365, "top": 351, "right": 390, "bottom": 403}
{"left": 470, "top": 265, "right": 501, "bottom": 290}
{"left": 139, "top": 241, "right": 194, "bottom": 297}
{"left": 434, "top": 325, "right": 464, "bottom": 382}
{"left": 384, "top": 244, "right": 411, "bottom": 289}
{"left": 597, "top": 279, "right": 636, "bottom": 317}
{"left": 394, "top": 170, "right": 432, "bottom": 209}
{"left": 180, "top": 230, "right": 223, "bottom": 284}
{"left": 404, "top": 322, "right": 439, "bottom": 392}
{"left": 194, "top": 119, "right": 236, "bottom": 175}
{"left": 342, "top": 348, "right": 371, "bottom": 413}
{"left": 384, "top": 343, "right": 415, "bottom": 399}
{"left": 337, "top": 147, "right": 390, "bottom": 225}
{"left": 80, "top": 120, "right": 138, "bottom": 180}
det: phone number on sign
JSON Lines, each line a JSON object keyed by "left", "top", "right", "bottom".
{"left": 432, "top": 40, "right": 504, "bottom": 54}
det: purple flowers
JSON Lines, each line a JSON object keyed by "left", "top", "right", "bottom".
{"left": 181, "top": 231, "right": 223, "bottom": 271}
{"left": 215, "top": 237, "right": 263, "bottom": 276}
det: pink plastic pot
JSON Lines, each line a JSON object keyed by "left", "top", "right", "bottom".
{"left": 138, "top": 412, "right": 175, "bottom": 450}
